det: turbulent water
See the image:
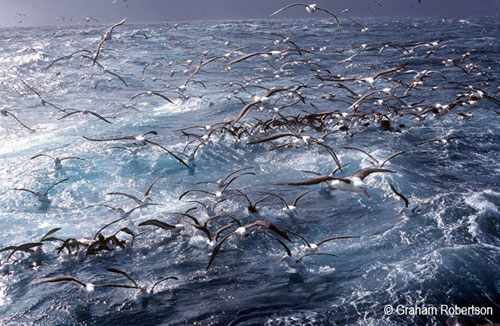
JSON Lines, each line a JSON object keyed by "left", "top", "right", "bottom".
{"left": 0, "top": 16, "right": 499, "bottom": 325}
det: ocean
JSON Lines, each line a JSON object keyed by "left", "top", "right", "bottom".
{"left": 0, "top": 16, "right": 499, "bottom": 325}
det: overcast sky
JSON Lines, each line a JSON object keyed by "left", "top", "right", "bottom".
{"left": 1, "top": 0, "right": 499, "bottom": 27}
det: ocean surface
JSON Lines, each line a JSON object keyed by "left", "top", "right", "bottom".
{"left": 0, "top": 16, "right": 499, "bottom": 325}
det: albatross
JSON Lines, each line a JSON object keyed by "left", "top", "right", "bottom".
{"left": 275, "top": 168, "right": 396, "bottom": 198}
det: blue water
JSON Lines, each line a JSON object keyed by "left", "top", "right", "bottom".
{"left": 0, "top": 17, "right": 499, "bottom": 325}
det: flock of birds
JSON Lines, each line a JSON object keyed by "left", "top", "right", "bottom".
{"left": 1, "top": 3, "right": 499, "bottom": 322}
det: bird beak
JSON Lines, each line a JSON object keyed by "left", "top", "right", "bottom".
{"left": 278, "top": 257, "right": 286, "bottom": 264}
{"left": 363, "top": 188, "right": 371, "bottom": 198}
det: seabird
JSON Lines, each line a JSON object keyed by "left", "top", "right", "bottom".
{"left": 344, "top": 16, "right": 370, "bottom": 32}
{"left": 12, "top": 178, "right": 69, "bottom": 204}
{"left": 58, "top": 109, "right": 112, "bottom": 124}
{"left": 107, "top": 176, "right": 165, "bottom": 205}
{"left": 389, "top": 184, "right": 431, "bottom": 216}
{"left": 20, "top": 79, "right": 65, "bottom": 112}
{"left": 179, "top": 169, "right": 254, "bottom": 200}
{"left": 247, "top": 229, "right": 336, "bottom": 271}
{"left": 279, "top": 251, "right": 338, "bottom": 270}
{"left": 343, "top": 147, "right": 410, "bottom": 167}
{"left": 270, "top": 3, "right": 341, "bottom": 29}
{"left": 275, "top": 168, "right": 396, "bottom": 198}
{"left": 415, "top": 136, "right": 465, "bottom": 147}
{"left": 186, "top": 198, "right": 227, "bottom": 216}
{"left": 235, "top": 190, "right": 270, "bottom": 213}
{"left": 45, "top": 49, "right": 92, "bottom": 70}
{"left": 193, "top": 167, "right": 255, "bottom": 191}
{"left": 106, "top": 268, "right": 178, "bottom": 296}
{"left": 31, "top": 153, "right": 86, "bottom": 169}
{"left": 32, "top": 275, "right": 141, "bottom": 295}
{"left": 141, "top": 207, "right": 198, "bottom": 235}
{"left": 285, "top": 228, "right": 359, "bottom": 253}
{"left": 93, "top": 18, "right": 127, "bottom": 65}
{"left": 0, "top": 242, "right": 44, "bottom": 263}
{"left": 261, "top": 190, "right": 315, "bottom": 216}
{"left": 89, "top": 203, "right": 161, "bottom": 238}
{"left": 206, "top": 220, "right": 290, "bottom": 269}
{"left": 129, "top": 89, "right": 175, "bottom": 104}
{"left": 83, "top": 132, "right": 189, "bottom": 167}
{"left": 181, "top": 212, "right": 234, "bottom": 247}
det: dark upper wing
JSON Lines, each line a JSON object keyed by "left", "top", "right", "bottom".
{"left": 351, "top": 168, "right": 396, "bottom": 180}
{"left": 270, "top": 3, "right": 307, "bottom": 16}
{"left": 275, "top": 175, "right": 344, "bottom": 186}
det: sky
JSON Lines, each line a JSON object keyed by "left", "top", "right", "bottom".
{"left": 0, "top": 0, "right": 499, "bottom": 27}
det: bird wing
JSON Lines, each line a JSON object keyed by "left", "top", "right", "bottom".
{"left": 316, "top": 7, "right": 342, "bottom": 28}
{"left": 144, "top": 176, "right": 165, "bottom": 197}
{"left": 6, "top": 243, "right": 43, "bottom": 261}
{"left": 86, "top": 111, "right": 113, "bottom": 124}
{"left": 314, "top": 142, "right": 343, "bottom": 172}
{"left": 372, "top": 62, "right": 409, "bottom": 80}
{"left": 214, "top": 222, "right": 236, "bottom": 242}
{"left": 126, "top": 203, "right": 161, "bottom": 215}
{"left": 106, "top": 268, "right": 139, "bottom": 287}
{"left": 58, "top": 110, "right": 81, "bottom": 120}
{"left": 221, "top": 166, "right": 255, "bottom": 183}
{"left": 138, "top": 219, "right": 176, "bottom": 230}
{"left": 292, "top": 189, "right": 315, "bottom": 206}
{"left": 274, "top": 175, "right": 337, "bottom": 186}
{"left": 59, "top": 156, "right": 86, "bottom": 161}
{"left": 32, "top": 275, "right": 86, "bottom": 287}
{"left": 380, "top": 150, "right": 409, "bottom": 167}
{"left": 20, "top": 79, "right": 42, "bottom": 98}
{"left": 316, "top": 235, "right": 360, "bottom": 247}
{"left": 150, "top": 276, "right": 178, "bottom": 294}
{"left": 270, "top": 3, "right": 307, "bottom": 16}
{"left": 146, "top": 140, "right": 189, "bottom": 168}
{"left": 149, "top": 91, "right": 175, "bottom": 104}
{"left": 226, "top": 52, "right": 269, "bottom": 66}
{"left": 389, "top": 184, "right": 409, "bottom": 208}
{"left": 3, "top": 111, "right": 34, "bottom": 131}
{"left": 249, "top": 220, "right": 290, "bottom": 241}
{"left": 296, "top": 252, "right": 337, "bottom": 263}
{"left": 260, "top": 191, "right": 289, "bottom": 208}
{"left": 229, "top": 100, "right": 260, "bottom": 126}
{"left": 40, "top": 228, "right": 61, "bottom": 241}
{"left": 236, "top": 189, "right": 252, "bottom": 205}
{"left": 282, "top": 227, "right": 310, "bottom": 247}
{"left": 93, "top": 18, "right": 126, "bottom": 65}
{"left": 12, "top": 188, "right": 37, "bottom": 195}
{"left": 95, "top": 283, "right": 141, "bottom": 290}
{"left": 247, "top": 133, "right": 296, "bottom": 145}
{"left": 250, "top": 229, "right": 292, "bottom": 257}
{"left": 343, "top": 146, "right": 379, "bottom": 165}
{"left": 44, "top": 178, "right": 69, "bottom": 195}
{"left": 83, "top": 135, "right": 135, "bottom": 141}
{"left": 178, "top": 189, "right": 216, "bottom": 200}
{"left": 220, "top": 172, "right": 255, "bottom": 194}
{"left": 351, "top": 168, "right": 396, "bottom": 180}
{"left": 206, "top": 232, "right": 233, "bottom": 270}
{"left": 107, "top": 192, "right": 142, "bottom": 204}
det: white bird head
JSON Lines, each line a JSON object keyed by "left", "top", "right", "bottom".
{"left": 306, "top": 4, "right": 317, "bottom": 13}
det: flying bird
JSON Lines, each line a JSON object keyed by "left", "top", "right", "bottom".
{"left": 31, "top": 153, "right": 86, "bottom": 169}
{"left": 107, "top": 176, "right": 165, "bottom": 205}
{"left": 12, "top": 178, "right": 69, "bottom": 204}
{"left": 93, "top": 17, "right": 127, "bottom": 65}
{"left": 58, "top": 109, "right": 112, "bottom": 124}
{"left": 271, "top": 3, "right": 341, "bottom": 29}
{"left": 275, "top": 168, "right": 396, "bottom": 198}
